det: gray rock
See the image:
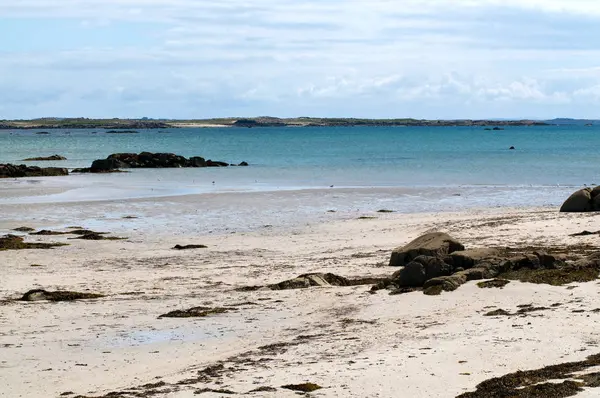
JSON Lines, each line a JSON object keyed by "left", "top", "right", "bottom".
{"left": 391, "top": 255, "right": 452, "bottom": 287}
{"left": 389, "top": 232, "right": 464, "bottom": 267}
{"left": 91, "top": 158, "right": 129, "bottom": 171}
{"left": 560, "top": 188, "right": 592, "bottom": 212}
{"left": 447, "top": 248, "right": 500, "bottom": 269}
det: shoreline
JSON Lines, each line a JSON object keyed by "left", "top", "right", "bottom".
{"left": 3, "top": 206, "right": 600, "bottom": 397}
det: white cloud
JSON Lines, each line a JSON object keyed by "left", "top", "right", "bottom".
{"left": 1, "top": 0, "right": 600, "bottom": 118}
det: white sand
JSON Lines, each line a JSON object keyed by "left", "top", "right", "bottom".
{"left": 2, "top": 196, "right": 600, "bottom": 397}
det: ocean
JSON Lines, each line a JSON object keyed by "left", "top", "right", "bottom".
{"left": 0, "top": 125, "right": 596, "bottom": 232}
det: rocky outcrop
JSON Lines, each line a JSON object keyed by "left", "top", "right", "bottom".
{"left": 389, "top": 232, "right": 464, "bottom": 266}
{"left": 73, "top": 152, "right": 248, "bottom": 173}
{"left": 22, "top": 154, "right": 66, "bottom": 161}
{"left": 0, "top": 164, "right": 68, "bottom": 178}
{"left": 374, "top": 233, "right": 583, "bottom": 295}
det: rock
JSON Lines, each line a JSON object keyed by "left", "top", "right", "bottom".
{"left": 391, "top": 255, "right": 452, "bottom": 287}
{"left": 389, "top": 232, "right": 464, "bottom": 266}
{"left": 90, "top": 158, "right": 130, "bottom": 172}
{"left": 447, "top": 248, "right": 500, "bottom": 269}
{"left": 477, "top": 279, "right": 510, "bottom": 289}
{"left": 22, "top": 154, "right": 66, "bottom": 161}
{"left": 206, "top": 160, "right": 229, "bottom": 167}
{"left": 457, "top": 266, "right": 498, "bottom": 281}
{"left": 560, "top": 188, "right": 592, "bottom": 212}
{"left": 238, "top": 161, "right": 249, "bottom": 166}
{"left": 173, "top": 244, "right": 208, "bottom": 250}
{"left": 13, "top": 227, "right": 35, "bottom": 232}
{"left": 423, "top": 273, "right": 468, "bottom": 293}
{"left": 509, "top": 146, "right": 515, "bottom": 150}
{"left": 189, "top": 156, "right": 207, "bottom": 167}
{"left": 20, "top": 289, "right": 104, "bottom": 301}
{"left": 105, "top": 130, "right": 139, "bottom": 134}
{"left": 0, "top": 164, "right": 68, "bottom": 178}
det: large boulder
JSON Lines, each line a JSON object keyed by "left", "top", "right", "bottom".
{"left": 389, "top": 232, "right": 464, "bottom": 267}
{"left": 560, "top": 188, "right": 592, "bottom": 212}
{"left": 90, "top": 158, "right": 129, "bottom": 172}
{"left": 447, "top": 248, "right": 500, "bottom": 269}
{"left": 391, "top": 255, "right": 452, "bottom": 287}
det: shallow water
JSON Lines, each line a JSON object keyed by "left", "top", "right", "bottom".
{"left": 0, "top": 126, "right": 593, "bottom": 229}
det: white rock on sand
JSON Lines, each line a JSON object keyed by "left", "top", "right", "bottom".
{"left": 2, "top": 200, "right": 600, "bottom": 397}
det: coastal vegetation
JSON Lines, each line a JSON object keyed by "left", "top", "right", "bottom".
{"left": 0, "top": 116, "right": 549, "bottom": 129}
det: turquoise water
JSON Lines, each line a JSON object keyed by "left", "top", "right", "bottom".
{"left": 1, "top": 125, "right": 599, "bottom": 188}
{"left": 1, "top": 125, "right": 596, "bottom": 231}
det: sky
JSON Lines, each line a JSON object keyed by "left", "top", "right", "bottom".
{"left": 1, "top": 0, "right": 600, "bottom": 119}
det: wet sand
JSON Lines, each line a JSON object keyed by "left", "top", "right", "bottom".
{"left": 2, "top": 194, "right": 600, "bottom": 397}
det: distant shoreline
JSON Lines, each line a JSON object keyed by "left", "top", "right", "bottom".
{"left": 0, "top": 117, "right": 552, "bottom": 130}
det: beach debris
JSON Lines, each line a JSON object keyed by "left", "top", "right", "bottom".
{"left": 22, "top": 154, "right": 66, "bottom": 161}
{"left": 70, "top": 233, "right": 126, "bottom": 240}
{"left": 0, "top": 163, "right": 68, "bottom": 178}
{"left": 159, "top": 307, "right": 230, "bottom": 318}
{"left": 173, "top": 244, "right": 208, "bottom": 250}
{"left": 484, "top": 309, "right": 511, "bottom": 316}
{"left": 269, "top": 273, "right": 386, "bottom": 291}
{"left": 248, "top": 386, "right": 277, "bottom": 393}
{"left": 477, "top": 279, "right": 510, "bottom": 289}
{"left": 12, "top": 226, "right": 35, "bottom": 232}
{"left": 499, "top": 267, "right": 598, "bottom": 286}
{"left": 194, "top": 388, "right": 236, "bottom": 395}
{"left": 19, "top": 289, "right": 104, "bottom": 302}
{"left": 389, "top": 232, "right": 464, "bottom": 267}
{"left": 377, "top": 209, "right": 395, "bottom": 213}
{"left": 0, "top": 235, "right": 67, "bottom": 251}
{"left": 570, "top": 230, "right": 600, "bottom": 237}
{"left": 357, "top": 216, "right": 377, "bottom": 219}
{"left": 281, "top": 383, "right": 322, "bottom": 393}
{"left": 458, "top": 353, "right": 600, "bottom": 397}
{"left": 30, "top": 229, "right": 68, "bottom": 236}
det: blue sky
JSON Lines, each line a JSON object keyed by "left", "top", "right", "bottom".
{"left": 1, "top": 0, "right": 600, "bottom": 119}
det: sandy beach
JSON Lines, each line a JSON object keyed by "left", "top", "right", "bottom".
{"left": 2, "top": 190, "right": 600, "bottom": 397}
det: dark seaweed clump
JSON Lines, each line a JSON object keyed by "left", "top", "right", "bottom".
{"left": 159, "top": 307, "right": 229, "bottom": 318}
{"left": 457, "top": 353, "right": 600, "bottom": 397}
{"left": 0, "top": 235, "right": 67, "bottom": 251}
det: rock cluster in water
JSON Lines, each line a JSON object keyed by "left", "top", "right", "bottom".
{"left": 73, "top": 152, "right": 248, "bottom": 173}
{"left": 22, "top": 154, "right": 67, "bottom": 161}
{"left": 0, "top": 163, "right": 69, "bottom": 178}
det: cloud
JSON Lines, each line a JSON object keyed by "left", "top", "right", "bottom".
{"left": 1, "top": 0, "right": 600, "bottom": 118}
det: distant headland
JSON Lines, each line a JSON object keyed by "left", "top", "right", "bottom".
{"left": 1, "top": 117, "right": 595, "bottom": 129}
